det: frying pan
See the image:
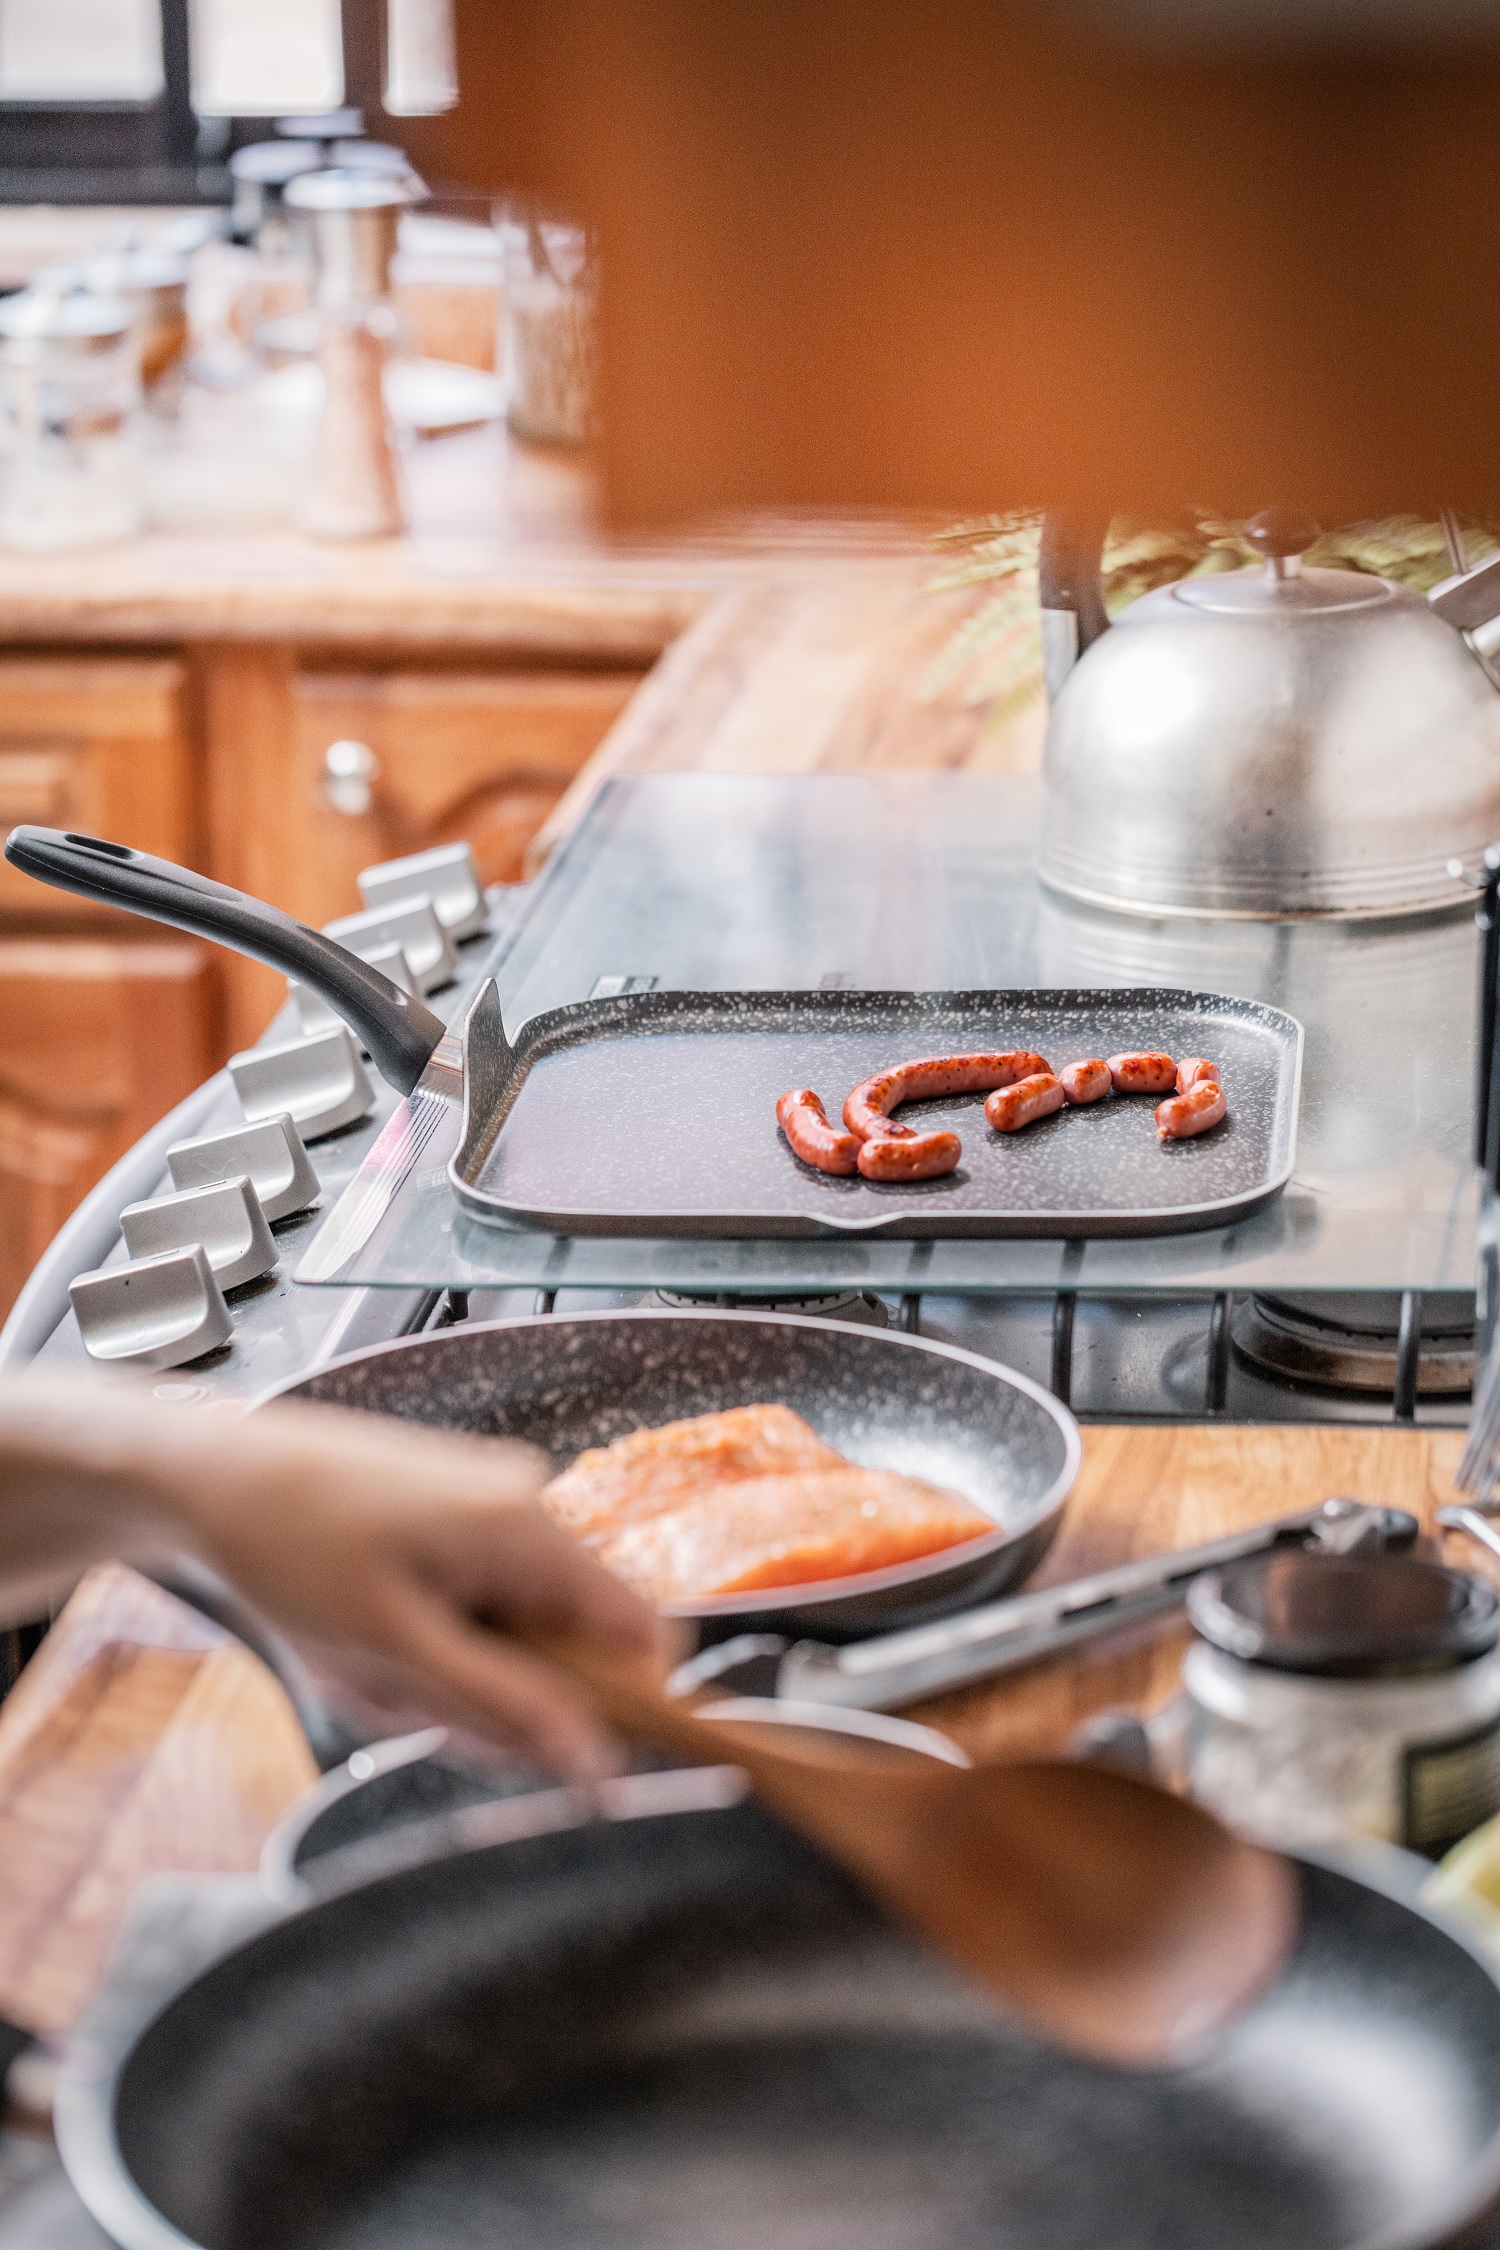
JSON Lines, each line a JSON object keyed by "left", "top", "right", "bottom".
{"left": 260, "top": 1309, "right": 1080, "bottom": 1639}
{"left": 55, "top": 1765, "right": 1500, "bottom": 2250}
{"left": 1, "top": 828, "right": 1302, "bottom": 1241}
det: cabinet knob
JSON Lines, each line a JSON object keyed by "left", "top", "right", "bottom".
{"left": 323, "top": 739, "right": 380, "bottom": 817}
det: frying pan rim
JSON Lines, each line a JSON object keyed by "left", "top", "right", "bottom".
{"left": 250, "top": 1307, "right": 1084, "bottom": 1617}
{"left": 52, "top": 1770, "right": 1500, "bottom": 2250}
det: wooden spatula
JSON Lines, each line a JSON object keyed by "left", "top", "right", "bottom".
{"left": 553, "top": 1646, "right": 1298, "bottom": 2071}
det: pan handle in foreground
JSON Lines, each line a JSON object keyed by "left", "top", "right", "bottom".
{"left": 3, "top": 826, "right": 446, "bottom": 1097}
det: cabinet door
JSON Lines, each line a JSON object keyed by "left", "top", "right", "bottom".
{"left": 0, "top": 936, "right": 215, "bottom": 1319}
{"left": 206, "top": 654, "right": 643, "bottom": 1048}
{"left": 289, "top": 667, "right": 644, "bottom": 916}
{"left": 0, "top": 659, "right": 193, "bottom": 925}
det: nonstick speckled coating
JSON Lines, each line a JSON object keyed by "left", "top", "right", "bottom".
{"left": 262, "top": 1311, "right": 1079, "bottom": 1639}
{"left": 450, "top": 985, "right": 1302, "bottom": 1238}
{"left": 76, "top": 1787, "right": 1500, "bottom": 2250}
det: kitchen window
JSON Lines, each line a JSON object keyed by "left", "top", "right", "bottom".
{"left": 0, "top": 0, "right": 453, "bottom": 202}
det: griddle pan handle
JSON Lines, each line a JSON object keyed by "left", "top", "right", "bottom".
{"left": 3, "top": 826, "right": 446, "bottom": 1096}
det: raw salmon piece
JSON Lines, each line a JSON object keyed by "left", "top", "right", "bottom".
{"left": 542, "top": 1404, "right": 847, "bottom": 1546}
{"left": 596, "top": 1468, "right": 995, "bottom": 1605}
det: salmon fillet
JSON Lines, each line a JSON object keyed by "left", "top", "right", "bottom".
{"left": 595, "top": 1467, "right": 995, "bottom": 1605}
{"left": 542, "top": 1403, "right": 847, "bottom": 1547}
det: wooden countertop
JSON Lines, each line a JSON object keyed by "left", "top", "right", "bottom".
{"left": 0, "top": 1420, "right": 1475, "bottom": 2041}
{"left": 0, "top": 417, "right": 947, "bottom": 661}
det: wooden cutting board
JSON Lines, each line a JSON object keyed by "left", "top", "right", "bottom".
{"left": 0, "top": 1422, "right": 1472, "bottom": 2037}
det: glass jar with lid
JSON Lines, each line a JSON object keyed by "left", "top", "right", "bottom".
{"left": 0, "top": 289, "right": 142, "bottom": 550}
{"left": 1183, "top": 1549, "right": 1500, "bottom": 1860}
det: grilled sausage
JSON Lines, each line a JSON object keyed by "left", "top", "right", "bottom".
{"left": 984, "top": 1072, "right": 1066, "bottom": 1132}
{"left": 1059, "top": 1058, "right": 1111, "bottom": 1105}
{"left": 1156, "top": 1079, "right": 1228, "bottom": 1139}
{"left": 1176, "top": 1057, "right": 1220, "bottom": 1093}
{"left": 1107, "top": 1052, "right": 1178, "bottom": 1096}
{"left": 856, "top": 1128, "right": 962, "bottom": 1181}
{"left": 843, "top": 1052, "right": 1050, "bottom": 1140}
{"left": 776, "top": 1088, "right": 861, "bottom": 1175}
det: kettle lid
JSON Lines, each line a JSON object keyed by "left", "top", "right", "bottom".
{"left": 1171, "top": 505, "right": 1398, "bottom": 617}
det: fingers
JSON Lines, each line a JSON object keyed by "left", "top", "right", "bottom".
{"left": 464, "top": 1501, "right": 678, "bottom": 1664}
{"left": 368, "top": 1584, "right": 641, "bottom": 1782}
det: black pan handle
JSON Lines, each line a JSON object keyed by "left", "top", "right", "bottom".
{"left": 1037, "top": 514, "right": 1110, "bottom": 698}
{"left": 3, "top": 826, "right": 446, "bottom": 1096}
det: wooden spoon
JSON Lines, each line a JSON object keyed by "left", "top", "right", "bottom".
{"left": 554, "top": 1645, "right": 1299, "bottom": 2071}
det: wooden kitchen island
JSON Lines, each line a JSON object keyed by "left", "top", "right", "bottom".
{"left": 0, "top": 421, "right": 1032, "bottom": 1319}
{"left": 0, "top": 1420, "right": 1478, "bottom": 2045}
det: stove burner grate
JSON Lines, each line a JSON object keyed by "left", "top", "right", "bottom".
{"left": 1233, "top": 1291, "right": 1473, "bottom": 1399}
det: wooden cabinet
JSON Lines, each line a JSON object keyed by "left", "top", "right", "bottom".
{"left": 206, "top": 652, "right": 643, "bottom": 1051}
{"left": 0, "top": 628, "right": 651, "bottom": 1317}
{"left": 0, "top": 657, "right": 193, "bottom": 923}
{"left": 0, "top": 934, "right": 215, "bottom": 1314}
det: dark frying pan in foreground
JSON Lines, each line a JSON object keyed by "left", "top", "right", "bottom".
{"left": 56, "top": 1771, "right": 1500, "bottom": 2250}
{"left": 259, "top": 1308, "right": 1081, "bottom": 1641}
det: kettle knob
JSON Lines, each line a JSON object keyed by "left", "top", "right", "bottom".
{"left": 1245, "top": 507, "right": 1320, "bottom": 561}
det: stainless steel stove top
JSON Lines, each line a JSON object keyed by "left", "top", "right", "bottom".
{"left": 14, "top": 771, "right": 1478, "bottom": 1427}
{"left": 300, "top": 771, "right": 1480, "bottom": 1302}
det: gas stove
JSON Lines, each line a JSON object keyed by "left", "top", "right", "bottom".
{"left": 3, "top": 773, "right": 1477, "bottom": 1429}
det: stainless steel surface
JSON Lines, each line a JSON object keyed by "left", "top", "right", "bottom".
{"left": 323, "top": 898, "right": 455, "bottom": 994}
{"left": 119, "top": 1176, "right": 278, "bottom": 1290}
{"left": 673, "top": 1498, "right": 1420, "bottom": 1711}
{"left": 282, "top": 168, "right": 411, "bottom": 310}
{"left": 1440, "top": 1509, "right": 1500, "bottom": 1566}
{"left": 302, "top": 773, "right": 1479, "bottom": 1300}
{"left": 166, "top": 1114, "right": 320, "bottom": 1224}
{"left": 68, "top": 1246, "right": 232, "bottom": 1370}
{"left": 358, "top": 840, "right": 487, "bottom": 941}
{"left": 0, "top": 1070, "right": 232, "bottom": 1373}
{"left": 228, "top": 1025, "right": 375, "bottom": 1140}
{"left": 444, "top": 975, "right": 1300, "bottom": 1240}
{"left": 263, "top": 1309, "right": 1081, "bottom": 1638}
{"left": 1038, "top": 536, "right": 1500, "bottom": 918}
{"left": 1235, "top": 1291, "right": 1475, "bottom": 1396}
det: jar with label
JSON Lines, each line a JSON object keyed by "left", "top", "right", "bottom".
{"left": 1183, "top": 1550, "right": 1500, "bottom": 1859}
{"left": 0, "top": 289, "right": 142, "bottom": 550}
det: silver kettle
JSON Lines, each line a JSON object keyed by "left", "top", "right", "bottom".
{"left": 1035, "top": 508, "right": 1500, "bottom": 919}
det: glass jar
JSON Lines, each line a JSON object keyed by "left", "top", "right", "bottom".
{"left": 1183, "top": 1549, "right": 1500, "bottom": 1859}
{"left": 499, "top": 210, "right": 597, "bottom": 448}
{"left": 0, "top": 290, "right": 142, "bottom": 550}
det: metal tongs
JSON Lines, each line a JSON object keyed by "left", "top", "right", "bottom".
{"left": 672, "top": 1497, "right": 1419, "bottom": 1711}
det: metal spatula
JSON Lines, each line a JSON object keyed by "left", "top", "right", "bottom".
{"left": 549, "top": 1641, "right": 1299, "bottom": 2072}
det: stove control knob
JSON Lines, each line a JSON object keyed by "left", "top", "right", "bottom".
{"left": 323, "top": 738, "right": 380, "bottom": 817}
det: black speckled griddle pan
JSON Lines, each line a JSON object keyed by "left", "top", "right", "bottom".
{"left": 451, "top": 981, "right": 1302, "bottom": 1239}
{"left": 0, "top": 832, "right": 1301, "bottom": 1241}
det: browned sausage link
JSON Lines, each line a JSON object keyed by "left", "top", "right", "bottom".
{"left": 843, "top": 1052, "right": 1050, "bottom": 1139}
{"left": 844, "top": 1069, "right": 909, "bottom": 1140}
{"left": 1107, "top": 1052, "right": 1178, "bottom": 1096}
{"left": 1176, "top": 1057, "right": 1220, "bottom": 1094}
{"left": 1156, "top": 1079, "right": 1228, "bottom": 1140}
{"left": 984, "top": 1072, "right": 1066, "bottom": 1132}
{"left": 776, "top": 1088, "right": 862, "bottom": 1176}
{"left": 1059, "top": 1058, "right": 1111, "bottom": 1105}
{"left": 856, "top": 1128, "right": 962, "bottom": 1181}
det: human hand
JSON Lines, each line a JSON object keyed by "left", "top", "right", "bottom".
{"left": 172, "top": 1400, "right": 681, "bottom": 1782}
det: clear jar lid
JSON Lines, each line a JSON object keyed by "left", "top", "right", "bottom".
{"left": 284, "top": 167, "right": 418, "bottom": 214}
{"left": 1187, "top": 1551, "right": 1500, "bottom": 1678}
